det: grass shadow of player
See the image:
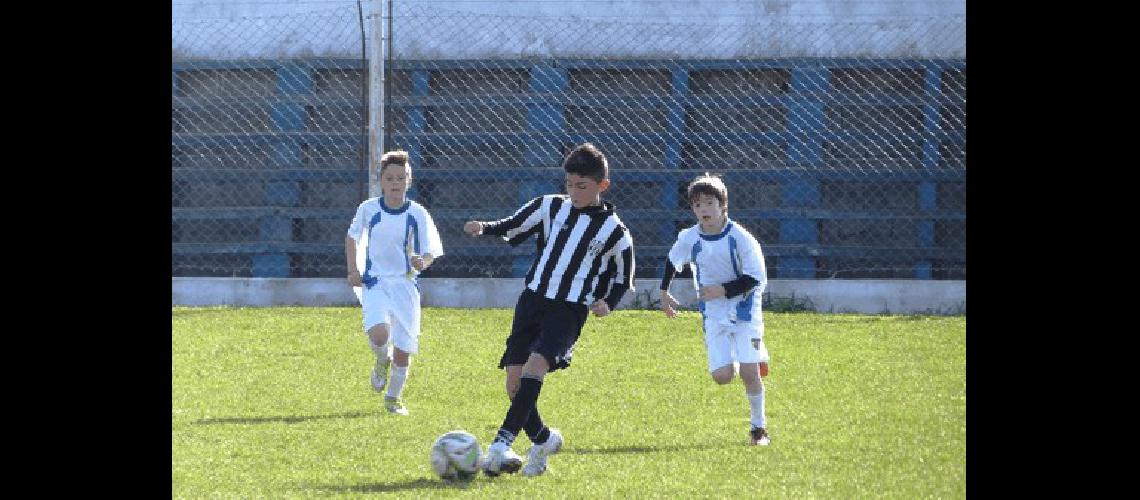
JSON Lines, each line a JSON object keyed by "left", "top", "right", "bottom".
{"left": 567, "top": 442, "right": 725, "bottom": 455}
{"left": 192, "top": 410, "right": 375, "bottom": 425}
{"left": 310, "top": 477, "right": 483, "bottom": 494}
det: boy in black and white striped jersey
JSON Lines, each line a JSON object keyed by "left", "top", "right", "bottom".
{"left": 463, "top": 143, "right": 635, "bottom": 477}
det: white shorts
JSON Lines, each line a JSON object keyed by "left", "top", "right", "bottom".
{"left": 361, "top": 277, "right": 421, "bottom": 354}
{"left": 703, "top": 319, "right": 769, "bottom": 372}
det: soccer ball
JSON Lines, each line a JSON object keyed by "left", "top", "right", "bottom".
{"left": 430, "top": 430, "right": 482, "bottom": 480}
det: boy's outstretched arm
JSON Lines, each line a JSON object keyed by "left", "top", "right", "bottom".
{"left": 464, "top": 197, "right": 545, "bottom": 244}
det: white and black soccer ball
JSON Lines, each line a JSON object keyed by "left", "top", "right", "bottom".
{"left": 430, "top": 430, "right": 482, "bottom": 480}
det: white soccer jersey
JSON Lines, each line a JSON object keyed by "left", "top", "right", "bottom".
{"left": 347, "top": 198, "right": 444, "bottom": 282}
{"left": 667, "top": 218, "right": 767, "bottom": 325}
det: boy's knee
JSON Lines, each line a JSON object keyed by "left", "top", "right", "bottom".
{"left": 711, "top": 367, "right": 734, "bottom": 385}
{"left": 367, "top": 324, "right": 389, "bottom": 342}
{"left": 523, "top": 353, "right": 551, "bottom": 375}
{"left": 392, "top": 348, "right": 411, "bottom": 367}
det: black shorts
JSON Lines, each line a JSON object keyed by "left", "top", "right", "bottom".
{"left": 498, "top": 288, "right": 589, "bottom": 372}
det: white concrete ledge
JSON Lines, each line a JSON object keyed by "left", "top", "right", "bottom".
{"left": 173, "top": 277, "right": 965, "bottom": 315}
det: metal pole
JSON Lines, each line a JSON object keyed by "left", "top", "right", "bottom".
{"left": 367, "top": 0, "right": 386, "bottom": 198}
{"left": 356, "top": 0, "right": 367, "bottom": 203}
{"left": 385, "top": 0, "right": 394, "bottom": 159}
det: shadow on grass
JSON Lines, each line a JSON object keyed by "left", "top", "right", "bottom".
{"left": 303, "top": 443, "right": 728, "bottom": 494}
{"left": 171, "top": 308, "right": 232, "bottom": 317}
{"left": 567, "top": 442, "right": 724, "bottom": 455}
{"left": 193, "top": 410, "right": 375, "bottom": 425}
{"left": 310, "top": 477, "right": 482, "bottom": 493}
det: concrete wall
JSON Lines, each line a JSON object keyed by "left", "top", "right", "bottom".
{"left": 172, "top": 277, "right": 966, "bottom": 315}
{"left": 172, "top": 0, "right": 966, "bottom": 59}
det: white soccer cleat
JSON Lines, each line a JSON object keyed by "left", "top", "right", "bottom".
{"left": 482, "top": 441, "right": 523, "bottom": 477}
{"left": 383, "top": 396, "right": 409, "bottom": 416}
{"left": 750, "top": 427, "right": 771, "bottom": 446}
{"left": 522, "top": 428, "right": 563, "bottom": 477}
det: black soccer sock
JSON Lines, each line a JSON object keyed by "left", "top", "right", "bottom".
{"left": 523, "top": 407, "right": 550, "bottom": 444}
{"left": 494, "top": 429, "right": 517, "bottom": 447}
{"left": 498, "top": 376, "right": 543, "bottom": 443}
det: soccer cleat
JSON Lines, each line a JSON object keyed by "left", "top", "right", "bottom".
{"left": 383, "top": 396, "right": 409, "bottom": 416}
{"left": 482, "top": 441, "right": 523, "bottom": 477}
{"left": 750, "top": 426, "right": 771, "bottom": 446}
{"left": 522, "top": 428, "right": 563, "bottom": 477}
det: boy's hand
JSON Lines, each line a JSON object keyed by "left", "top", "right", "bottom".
{"left": 590, "top": 300, "right": 611, "bottom": 317}
{"left": 409, "top": 255, "right": 426, "bottom": 271}
{"left": 660, "top": 291, "right": 679, "bottom": 319}
{"left": 463, "top": 221, "right": 484, "bottom": 236}
{"left": 698, "top": 285, "right": 726, "bottom": 300}
{"left": 410, "top": 254, "right": 433, "bottom": 271}
{"left": 347, "top": 269, "right": 362, "bottom": 287}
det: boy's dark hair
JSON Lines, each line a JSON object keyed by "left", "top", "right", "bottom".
{"left": 379, "top": 150, "right": 410, "bottom": 175}
{"left": 561, "top": 143, "right": 608, "bottom": 182}
{"left": 687, "top": 172, "right": 728, "bottom": 213}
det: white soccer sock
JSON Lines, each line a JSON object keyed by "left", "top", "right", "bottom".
{"left": 370, "top": 340, "right": 391, "bottom": 367}
{"left": 386, "top": 365, "right": 408, "bottom": 399}
{"left": 747, "top": 389, "right": 767, "bottom": 429}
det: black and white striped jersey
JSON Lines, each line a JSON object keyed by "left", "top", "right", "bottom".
{"left": 483, "top": 195, "right": 635, "bottom": 307}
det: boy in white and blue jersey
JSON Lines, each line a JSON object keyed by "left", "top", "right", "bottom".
{"left": 346, "top": 150, "right": 444, "bottom": 416}
{"left": 659, "top": 173, "right": 772, "bottom": 446}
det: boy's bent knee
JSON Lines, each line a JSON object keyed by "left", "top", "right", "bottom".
{"left": 521, "top": 353, "right": 550, "bottom": 379}
{"left": 710, "top": 366, "right": 735, "bottom": 385}
{"left": 367, "top": 324, "right": 390, "bottom": 342}
{"left": 392, "top": 348, "right": 411, "bottom": 367}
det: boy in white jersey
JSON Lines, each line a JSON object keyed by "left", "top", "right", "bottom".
{"left": 345, "top": 150, "right": 444, "bottom": 416}
{"left": 659, "top": 173, "right": 771, "bottom": 446}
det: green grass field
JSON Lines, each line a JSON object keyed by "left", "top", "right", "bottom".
{"left": 172, "top": 307, "right": 965, "bottom": 498}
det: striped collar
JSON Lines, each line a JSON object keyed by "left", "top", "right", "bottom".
{"left": 379, "top": 198, "right": 410, "bottom": 215}
{"left": 698, "top": 219, "right": 733, "bottom": 241}
{"left": 566, "top": 198, "right": 615, "bottom": 217}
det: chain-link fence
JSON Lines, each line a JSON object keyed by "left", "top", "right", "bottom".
{"left": 172, "top": 2, "right": 966, "bottom": 280}
{"left": 172, "top": 4, "right": 369, "bottom": 278}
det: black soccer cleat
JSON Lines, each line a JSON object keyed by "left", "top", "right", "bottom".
{"left": 501, "top": 457, "right": 522, "bottom": 474}
{"left": 481, "top": 442, "right": 523, "bottom": 477}
{"left": 482, "top": 458, "right": 522, "bottom": 477}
